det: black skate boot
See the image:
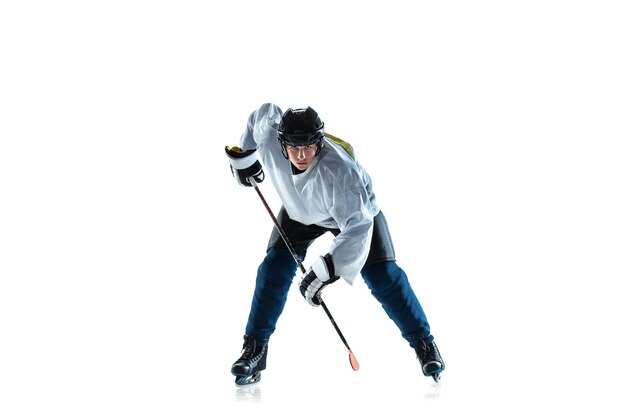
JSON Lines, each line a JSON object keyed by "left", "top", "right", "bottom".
{"left": 415, "top": 338, "right": 445, "bottom": 383}
{"left": 231, "top": 335, "right": 268, "bottom": 386}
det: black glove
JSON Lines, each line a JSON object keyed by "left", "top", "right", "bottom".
{"left": 299, "top": 254, "right": 340, "bottom": 306}
{"left": 225, "top": 146, "right": 264, "bottom": 187}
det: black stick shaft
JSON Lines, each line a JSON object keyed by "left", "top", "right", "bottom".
{"left": 319, "top": 299, "right": 351, "bottom": 350}
{"left": 249, "top": 178, "right": 352, "bottom": 351}
{"left": 251, "top": 181, "right": 305, "bottom": 274}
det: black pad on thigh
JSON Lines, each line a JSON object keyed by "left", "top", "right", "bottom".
{"left": 266, "top": 208, "right": 395, "bottom": 267}
{"left": 364, "top": 211, "right": 396, "bottom": 266}
{"left": 266, "top": 207, "right": 331, "bottom": 258}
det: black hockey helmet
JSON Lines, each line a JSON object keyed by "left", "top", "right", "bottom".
{"left": 277, "top": 107, "right": 324, "bottom": 157}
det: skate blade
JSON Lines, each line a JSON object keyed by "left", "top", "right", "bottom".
{"left": 235, "top": 372, "right": 261, "bottom": 387}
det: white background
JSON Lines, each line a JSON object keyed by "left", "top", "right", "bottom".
{"left": 1, "top": 1, "right": 625, "bottom": 416}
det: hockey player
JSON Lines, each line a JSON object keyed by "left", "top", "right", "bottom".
{"left": 225, "top": 103, "right": 445, "bottom": 385}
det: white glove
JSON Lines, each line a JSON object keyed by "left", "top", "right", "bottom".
{"left": 299, "top": 254, "right": 339, "bottom": 306}
{"left": 225, "top": 146, "right": 264, "bottom": 187}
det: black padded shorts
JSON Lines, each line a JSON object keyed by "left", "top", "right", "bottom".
{"left": 266, "top": 207, "right": 396, "bottom": 267}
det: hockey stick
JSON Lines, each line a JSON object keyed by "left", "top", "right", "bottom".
{"left": 248, "top": 177, "right": 360, "bottom": 371}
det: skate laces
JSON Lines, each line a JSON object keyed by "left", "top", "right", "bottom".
{"left": 417, "top": 340, "right": 438, "bottom": 362}
{"left": 240, "top": 337, "right": 257, "bottom": 359}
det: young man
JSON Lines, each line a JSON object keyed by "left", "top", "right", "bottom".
{"left": 225, "top": 103, "right": 444, "bottom": 386}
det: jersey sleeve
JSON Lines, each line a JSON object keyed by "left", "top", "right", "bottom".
{"left": 240, "top": 103, "right": 283, "bottom": 150}
{"left": 327, "top": 186, "right": 376, "bottom": 285}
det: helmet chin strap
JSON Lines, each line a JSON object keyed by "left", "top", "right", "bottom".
{"left": 314, "top": 140, "right": 323, "bottom": 156}
{"left": 280, "top": 141, "right": 289, "bottom": 159}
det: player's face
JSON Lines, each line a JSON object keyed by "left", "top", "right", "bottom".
{"left": 286, "top": 144, "right": 318, "bottom": 171}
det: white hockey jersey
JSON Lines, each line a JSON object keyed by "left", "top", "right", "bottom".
{"left": 239, "top": 103, "right": 380, "bottom": 285}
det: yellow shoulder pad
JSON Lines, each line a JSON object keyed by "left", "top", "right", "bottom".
{"left": 324, "top": 133, "right": 355, "bottom": 159}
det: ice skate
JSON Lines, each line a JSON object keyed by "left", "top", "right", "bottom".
{"left": 231, "top": 335, "right": 268, "bottom": 386}
{"left": 415, "top": 338, "right": 445, "bottom": 382}
{"left": 234, "top": 372, "right": 262, "bottom": 386}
